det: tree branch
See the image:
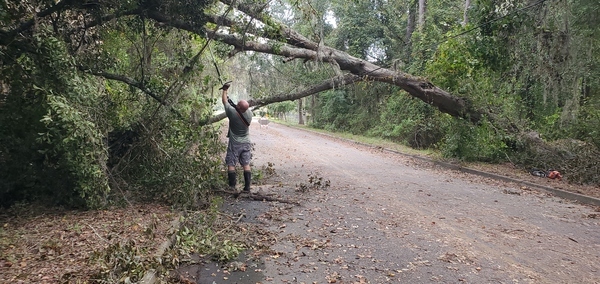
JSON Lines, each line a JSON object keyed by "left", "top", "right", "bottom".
{"left": 83, "top": 68, "right": 166, "bottom": 106}
{"left": 0, "top": 0, "right": 76, "bottom": 46}
{"left": 81, "top": 67, "right": 183, "bottom": 118}
{"left": 211, "top": 0, "right": 483, "bottom": 122}
{"left": 206, "top": 29, "right": 482, "bottom": 121}
{"left": 82, "top": 9, "right": 142, "bottom": 30}
{"left": 204, "top": 74, "right": 363, "bottom": 124}
{"left": 251, "top": 74, "right": 363, "bottom": 108}
{"left": 218, "top": 0, "right": 320, "bottom": 51}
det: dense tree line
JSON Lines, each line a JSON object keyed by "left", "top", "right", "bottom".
{"left": 301, "top": 0, "right": 600, "bottom": 184}
{"left": 1, "top": 0, "right": 598, "bottom": 208}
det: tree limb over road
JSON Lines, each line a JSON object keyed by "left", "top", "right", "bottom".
{"left": 205, "top": 74, "right": 363, "bottom": 124}
{"left": 152, "top": 0, "right": 484, "bottom": 124}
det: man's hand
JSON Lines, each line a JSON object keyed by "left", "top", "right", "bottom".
{"left": 219, "top": 81, "right": 232, "bottom": 90}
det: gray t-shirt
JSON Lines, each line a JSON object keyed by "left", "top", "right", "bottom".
{"left": 225, "top": 103, "right": 253, "bottom": 144}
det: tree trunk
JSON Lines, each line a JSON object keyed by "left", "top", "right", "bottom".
{"left": 141, "top": 3, "right": 484, "bottom": 123}
{"left": 418, "top": 0, "right": 426, "bottom": 30}
{"left": 205, "top": 30, "right": 482, "bottom": 122}
{"left": 298, "top": 98, "right": 304, "bottom": 125}
{"left": 463, "top": 0, "right": 470, "bottom": 26}
{"left": 405, "top": 1, "right": 416, "bottom": 64}
{"left": 311, "top": 94, "right": 316, "bottom": 125}
{"left": 581, "top": 76, "right": 590, "bottom": 103}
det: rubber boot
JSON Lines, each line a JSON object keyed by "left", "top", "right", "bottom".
{"left": 243, "top": 170, "right": 252, "bottom": 192}
{"left": 228, "top": 170, "right": 237, "bottom": 189}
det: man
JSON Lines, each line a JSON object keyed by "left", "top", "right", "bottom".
{"left": 221, "top": 82, "right": 253, "bottom": 193}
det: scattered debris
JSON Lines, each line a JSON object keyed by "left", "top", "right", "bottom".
{"left": 530, "top": 168, "right": 563, "bottom": 180}
{"left": 297, "top": 172, "right": 331, "bottom": 192}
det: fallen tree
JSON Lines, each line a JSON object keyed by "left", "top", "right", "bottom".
{"left": 0, "top": 0, "right": 483, "bottom": 124}
{"left": 147, "top": 0, "right": 485, "bottom": 124}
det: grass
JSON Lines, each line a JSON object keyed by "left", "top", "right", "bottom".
{"left": 270, "top": 119, "right": 440, "bottom": 158}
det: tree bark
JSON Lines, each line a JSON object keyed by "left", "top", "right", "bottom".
{"left": 418, "top": 0, "right": 427, "bottom": 30}
{"left": 405, "top": 1, "right": 417, "bottom": 63}
{"left": 311, "top": 94, "right": 316, "bottom": 125}
{"left": 463, "top": 0, "right": 471, "bottom": 26}
{"left": 298, "top": 98, "right": 304, "bottom": 125}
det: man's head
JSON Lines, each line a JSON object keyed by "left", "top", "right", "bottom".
{"left": 237, "top": 100, "right": 249, "bottom": 112}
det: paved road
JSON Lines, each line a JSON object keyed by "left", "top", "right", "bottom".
{"left": 225, "top": 121, "right": 600, "bottom": 283}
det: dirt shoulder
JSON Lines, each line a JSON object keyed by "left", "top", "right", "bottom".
{"left": 0, "top": 204, "right": 177, "bottom": 283}
{"left": 463, "top": 161, "right": 600, "bottom": 200}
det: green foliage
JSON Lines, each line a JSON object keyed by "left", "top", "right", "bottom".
{"left": 425, "top": 35, "right": 482, "bottom": 93}
{"left": 174, "top": 200, "right": 245, "bottom": 262}
{"left": 141, "top": 0, "right": 212, "bottom": 30}
{"left": 2, "top": 0, "right": 600, "bottom": 209}
{"left": 311, "top": 90, "right": 351, "bottom": 131}
{"left": 89, "top": 198, "right": 245, "bottom": 282}
{"left": 39, "top": 94, "right": 110, "bottom": 208}
{"left": 440, "top": 118, "right": 508, "bottom": 162}
{"left": 0, "top": 0, "right": 227, "bottom": 209}
{"left": 370, "top": 91, "right": 444, "bottom": 149}
{"left": 280, "top": 0, "right": 600, "bottom": 183}
{"left": 330, "top": 0, "right": 385, "bottom": 59}
{"left": 92, "top": 240, "right": 150, "bottom": 283}
{"left": 346, "top": 108, "right": 373, "bottom": 135}
{"left": 571, "top": 98, "right": 600, "bottom": 148}
{"left": 1, "top": 31, "right": 110, "bottom": 208}
{"left": 310, "top": 82, "right": 390, "bottom": 135}
{"left": 110, "top": 113, "right": 224, "bottom": 209}
{"left": 270, "top": 101, "right": 296, "bottom": 119}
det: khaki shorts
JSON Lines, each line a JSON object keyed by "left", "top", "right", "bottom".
{"left": 225, "top": 140, "right": 252, "bottom": 167}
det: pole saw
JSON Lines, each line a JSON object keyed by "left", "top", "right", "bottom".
{"left": 210, "top": 45, "right": 249, "bottom": 127}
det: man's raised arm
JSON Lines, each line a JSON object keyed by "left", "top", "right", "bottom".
{"left": 220, "top": 82, "right": 231, "bottom": 106}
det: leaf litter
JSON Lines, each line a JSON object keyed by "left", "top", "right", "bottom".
{"left": 0, "top": 204, "right": 175, "bottom": 283}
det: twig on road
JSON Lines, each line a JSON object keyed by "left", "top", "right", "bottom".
{"left": 213, "top": 188, "right": 300, "bottom": 205}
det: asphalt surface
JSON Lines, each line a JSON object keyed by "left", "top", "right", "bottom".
{"left": 201, "top": 121, "right": 600, "bottom": 284}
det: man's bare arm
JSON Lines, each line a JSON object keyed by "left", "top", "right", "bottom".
{"left": 222, "top": 88, "right": 228, "bottom": 106}
{"left": 220, "top": 82, "right": 231, "bottom": 106}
